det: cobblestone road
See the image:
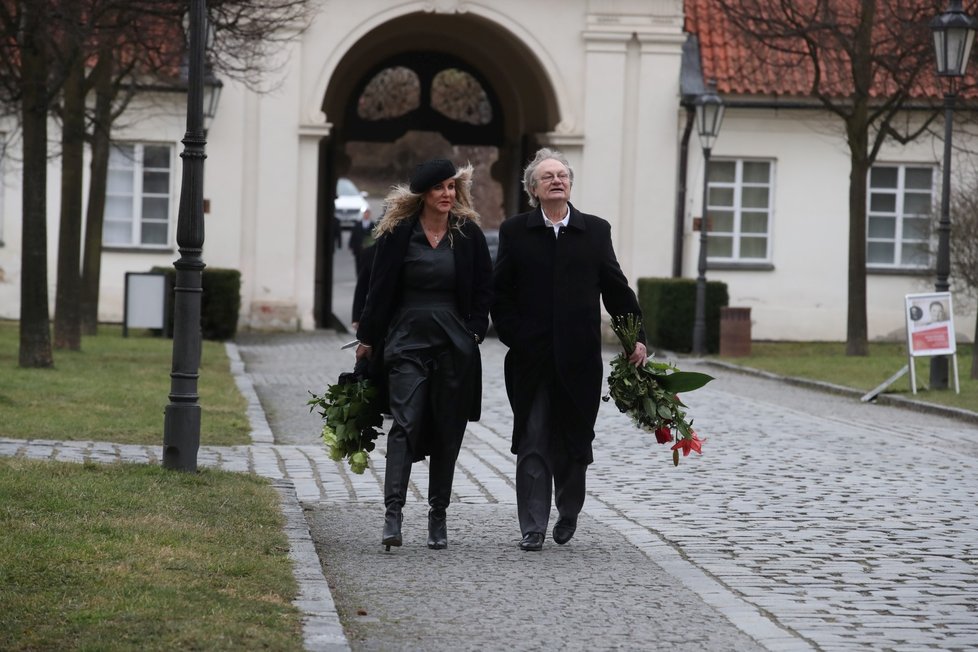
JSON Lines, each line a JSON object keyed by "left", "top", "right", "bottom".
{"left": 5, "top": 329, "right": 977, "bottom": 651}
{"left": 236, "top": 330, "right": 978, "bottom": 651}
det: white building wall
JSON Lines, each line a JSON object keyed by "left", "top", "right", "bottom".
{"left": 0, "top": 123, "right": 17, "bottom": 314}
{"left": 1, "top": 0, "right": 974, "bottom": 346}
{"left": 687, "top": 107, "right": 978, "bottom": 342}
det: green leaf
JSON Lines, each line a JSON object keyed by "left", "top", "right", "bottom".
{"left": 655, "top": 371, "right": 714, "bottom": 393}
{"left": 642, "top": 397, "right": 656, "bottom": 417}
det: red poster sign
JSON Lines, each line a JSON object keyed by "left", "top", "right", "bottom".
{"left": 910, "top": 325, "right": 950, "bottom": 352}
{"left": 905, "top": 292, "right": 956, "bottom": 357}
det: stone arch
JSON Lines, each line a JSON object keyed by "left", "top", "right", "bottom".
{"left": 312, "top": 9, "right": 564, "bottom": 328}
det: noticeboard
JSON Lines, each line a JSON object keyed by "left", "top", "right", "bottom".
{"left": 124, "top": 272, "right": 167, "bottom": 337}
{"left": 905, "top": 291, "right": 955, "bottom": 357}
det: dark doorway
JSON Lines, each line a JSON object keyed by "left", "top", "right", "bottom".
{"left": 314, "top": 12, "right": 558, "bottom": 329}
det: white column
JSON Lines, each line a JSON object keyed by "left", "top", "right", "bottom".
{"left": 628, "top": 32, "right": 685, "bottom": 281}
{"left": 295, "top": 129, "right": 327, "bottom": 330}
{"left": 579, "top": 31, "right": 630, "bottom": 234}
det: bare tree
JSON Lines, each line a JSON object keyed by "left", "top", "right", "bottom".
{"left": 72, "top": 0, "right": 315, "bottom": 335}
{"left": 0, "top": 1, "right": 64, "bottom": 367}
{"left": 949, "top": 164, "right": 978, "bottom": 378}
{"left": 715, "top": 0, "right": 949, "bottom": 355}
{"left": 53, "top": 0, "right": 88, "bottom": 350}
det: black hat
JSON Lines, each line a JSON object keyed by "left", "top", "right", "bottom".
{"left": 409, "top": 159, "right": 456, "bottom": 193}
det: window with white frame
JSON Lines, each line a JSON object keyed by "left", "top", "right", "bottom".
{"left": 867, "top": 164, "right": 934, "bottom": 269}
{"left": 705, "top": 159, "right": 774, "bottom": 262}
{"left": 104, "top": 143, "right": 174, "bottom": 247}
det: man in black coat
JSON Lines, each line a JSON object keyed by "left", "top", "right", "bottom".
{"left": 491, "top": 148, "right": 647, "bottom": 551}
{"left": 349, "top": 214, "right": 375, "bottom": 276}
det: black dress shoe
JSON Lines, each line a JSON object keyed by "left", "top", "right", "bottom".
{"left": 552, "top": 517, "right": 577, "bottom": 545}
{"left": 519, "top": 532, "right": 544, "bottom": 551}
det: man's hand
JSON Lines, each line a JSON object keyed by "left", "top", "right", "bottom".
{"left": 355, "top": 343, "right": 372, "bottom": 361}
{"left": 628, "top": 341, "right": 647, "bottom": 367}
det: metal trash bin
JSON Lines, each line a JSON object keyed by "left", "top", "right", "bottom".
{"left": 719, "top": 307, "right": 751, "bottom": 357}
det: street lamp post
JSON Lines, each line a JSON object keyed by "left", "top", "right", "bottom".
{"left": 163, "top": 0, "right": 210, "bottom": 471}
{"left": 929, "top": 0, "right": 976, "bottom": 389}
{"left": 691, "top": 85, "right": 724, "bottom": 355}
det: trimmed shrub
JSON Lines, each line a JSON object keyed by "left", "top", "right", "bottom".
{"left": 152, "top": 267, "right": 242, "bottom": 341}
{"left": 637, "top": 277, "right": 728, "bottom": 353}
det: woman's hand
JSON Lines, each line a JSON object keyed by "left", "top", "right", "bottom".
{"left": 355, "top": 343, "right": 372, "bottom": 361}
{"left": 628, "top": 341, "right": 647, "bottom": 367}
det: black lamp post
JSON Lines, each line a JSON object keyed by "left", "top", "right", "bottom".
{"left": 691, "top": 84, "right": 724, "bottom": 355}
{"left": 929, "top": 0, "right": 976, "bottom": 389}
{"left": 163, "top": 0, "right": 211, "bottom": 471}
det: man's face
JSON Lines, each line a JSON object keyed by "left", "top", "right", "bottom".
{"left": 532, "top": 159, "right": 571, "bottom": 204}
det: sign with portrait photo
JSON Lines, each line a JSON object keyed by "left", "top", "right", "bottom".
{"left": 905, "top": 292, "right": 955, "bottom": 357}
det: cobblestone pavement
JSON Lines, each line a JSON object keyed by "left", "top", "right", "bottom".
{"left": 5, "top": 329, "right": 978, "bottom": 651}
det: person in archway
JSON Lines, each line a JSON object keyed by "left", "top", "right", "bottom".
{"left": 349, "top": 210, "right": 375, "bottom": 277}
{"left": 350, "top": 242, "right": 375, "bottom": 331}
{"left": 355, "top": 159, "right": 493, "bottom": 551}
{"left": 491, "top": 147, "right": 647, "bottom": 552}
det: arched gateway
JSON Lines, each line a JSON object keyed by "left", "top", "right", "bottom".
{"left": 232, "top": 1, "right": 685, "bottom": 333}
{"left": 312, "top": 10, "right": 562, "bottom": 328}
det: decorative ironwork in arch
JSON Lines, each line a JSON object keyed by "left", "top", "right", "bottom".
{"left": 345, "top": 51, "right": 502, "bottom": 145}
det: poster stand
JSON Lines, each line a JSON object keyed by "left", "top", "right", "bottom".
{"left": 904, "top": 291, "right": 960, "bottom": 395}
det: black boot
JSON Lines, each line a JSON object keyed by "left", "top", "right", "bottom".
{"left": 427, "top": 508, "right": 447, "bottom": 549}
{"left": 427, "top": 450, "right": 456, "bottom": 550}
{"left": 382, "top": 508, "right": 403, "bottom": 551}
{"left": 382, "top": 430, "right": 412, "bottom": 551}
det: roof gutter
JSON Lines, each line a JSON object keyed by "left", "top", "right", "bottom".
{"left": 673, "top": 107, "right": 695, "bottom": 278}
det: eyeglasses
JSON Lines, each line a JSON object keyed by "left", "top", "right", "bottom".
{"left": 537, "top": 171, "right": 570, "bottom": 185}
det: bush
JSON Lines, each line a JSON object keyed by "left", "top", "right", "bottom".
{"left": 637, "top": 277, "right": 728, "bottom": 353}
{"left": 152, "top": 267, "right": 242, "bottom": 341}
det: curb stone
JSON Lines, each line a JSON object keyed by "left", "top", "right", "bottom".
{"left": 227, "top": 341, "right": 350, "bottom": 651}
{"left": 272, "top": 479, "right": 351, "bottom": 652}
{"left": 700, "top": 358, "right": 978, "bottom": 425}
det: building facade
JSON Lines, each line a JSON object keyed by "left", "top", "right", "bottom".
{"left": 0, "top": 0, "right": 974, "bottom": 343}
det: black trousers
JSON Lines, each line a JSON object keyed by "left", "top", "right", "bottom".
{"left": 515, "top": 383, "right": 587, "bottom": 536}
{"left": 385, "top": 347, "right": 467, "bottom": 511}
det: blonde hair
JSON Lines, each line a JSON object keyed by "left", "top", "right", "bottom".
{"left": 375, "top": 163, "right": 480, "bottom": 236}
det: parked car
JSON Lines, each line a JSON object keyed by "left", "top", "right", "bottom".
{"left": 335, "top": 177, "right": 371, "bottom": 228}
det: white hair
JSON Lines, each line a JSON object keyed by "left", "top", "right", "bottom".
{"left": 522, "top": 147, "right": 574, "bottom": 208}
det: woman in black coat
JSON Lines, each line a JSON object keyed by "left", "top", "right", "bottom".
{"left": 355, "top": 159, "right": 492, "bottom": 551}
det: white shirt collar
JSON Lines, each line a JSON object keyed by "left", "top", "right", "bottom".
{"left": 542, "top": 206, "right": 570, "bottom": 237}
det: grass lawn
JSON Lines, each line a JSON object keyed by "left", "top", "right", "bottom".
{"left": 0, "top": 320, "right": 250, "bottom": 445}
{"left": 721, "top": 341, "right": 978, "bottom": 413}
{"left": 0, "top": 458, "right": 302, "bottom": 651}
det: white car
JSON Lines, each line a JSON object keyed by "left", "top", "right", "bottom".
{"left": 335, "top": 177, "right": 371, "bottom": 228}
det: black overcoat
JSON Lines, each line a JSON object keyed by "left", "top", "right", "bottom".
{"left": 356, "top": 213, "right": 493, "bottom": 421}
{"left": 490, "top": 204, "right": 645, "bottom": 464}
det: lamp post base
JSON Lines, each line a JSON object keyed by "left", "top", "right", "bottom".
{"left": 163, "top": 404, "right": 201, "bottom": 472}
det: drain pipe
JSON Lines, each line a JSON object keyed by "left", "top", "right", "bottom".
{"left": 673, "top": 105, "right": 695, "bottom": 278}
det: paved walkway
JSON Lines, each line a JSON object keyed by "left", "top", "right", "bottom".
{"left": 4, "top": 330, "right": 978, "bottom": 651}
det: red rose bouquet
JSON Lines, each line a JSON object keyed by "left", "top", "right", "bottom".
{"left": 603, "top": 314, "right": 713, "bottom": 466}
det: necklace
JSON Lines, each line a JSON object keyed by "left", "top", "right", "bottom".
{"left": 422, "top": 223, "right": 448, "bottom": 245}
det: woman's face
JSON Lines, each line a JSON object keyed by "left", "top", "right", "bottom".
{"left": 423, "top": 178, "right": 456, "bottom": 216}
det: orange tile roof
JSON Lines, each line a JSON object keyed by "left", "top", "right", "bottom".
{"left": 684, "top": 0, "right": 978, "bottom": 100}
